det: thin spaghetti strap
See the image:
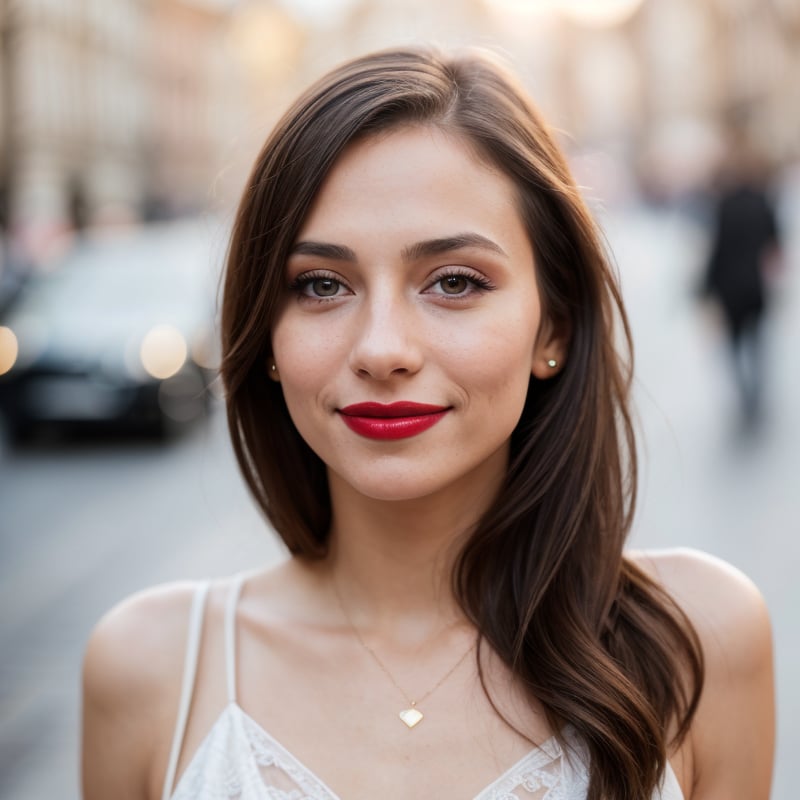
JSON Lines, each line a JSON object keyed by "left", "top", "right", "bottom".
{"left": 225, "top": 573, "right": 246, "bottom": 704}
{"left": 161, "top": 581, "right": 211, "bottom": 800}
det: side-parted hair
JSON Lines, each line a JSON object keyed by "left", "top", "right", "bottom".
{"left": 221, "top": 47, "right": 703, "bottom": 800}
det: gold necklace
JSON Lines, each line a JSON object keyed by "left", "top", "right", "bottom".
{"left": 332, "top": 578, "right": 475, "bottom": 729}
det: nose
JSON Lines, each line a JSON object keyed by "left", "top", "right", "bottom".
{"left": 348, "top": 295, "right": 423, "bottom": 380}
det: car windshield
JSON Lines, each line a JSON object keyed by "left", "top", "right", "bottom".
{"left": 13, "top": 222, "right": 220, "bottom": 320}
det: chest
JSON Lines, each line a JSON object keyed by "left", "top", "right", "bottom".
{"left": 239, "top": 671, "right": 555, "bottom": 799}
{"left": 239, "top": 618, "right": 556, "bottom": 790}
{"left": 174, "top": 628, "right": 562, "bottom": 800}
{"left": 172, "top": 703, "right": 581, "bottom": 800}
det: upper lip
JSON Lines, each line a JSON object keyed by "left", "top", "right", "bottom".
{"left": 338, "top": 402, "right": 449, "bottom": 418}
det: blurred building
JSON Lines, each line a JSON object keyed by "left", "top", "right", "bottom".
{"left": 293, "top": 0, "right": 799, "bottom": 203}
{"left": 633, "top": 0, "right": 800, "bottom": 198}
{"left": 489, "top": 0, "right": 800, "bottom": 199}
{"left": 148, "top": 0, "right": 247, "bottom": 219}
{"left": 0, "top": 0, "right": 798, "bottom": 270}
{"left": 1, "top": 0, "right": 149, "bottom": 264}
{"left": 0, "top": 0, "right": 243, "bottom": 269}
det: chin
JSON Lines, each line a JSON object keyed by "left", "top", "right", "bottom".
{"left": 328, "top": 453, "right": 502, "bottom": 507}
{"left": 335, "top": 470, "right": 444, "bottom": 503}
{"left": 326, "top": 453, "right": 439, "bottom": 497}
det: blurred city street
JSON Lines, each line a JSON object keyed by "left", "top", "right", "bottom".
{"left": 0, "top": 199, "right": 798, "bottom": 799}
{"left": 1, "top": 1, "right": 798, "bottom": 798}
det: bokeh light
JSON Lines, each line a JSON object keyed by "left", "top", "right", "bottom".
{"left": 0, "top": 326, "right": 19, "bottom": 376}
{"left": 139, "top": 324, "right": 188, "bottom": 380}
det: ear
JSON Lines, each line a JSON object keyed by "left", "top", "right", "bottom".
{"left": 531, "top": 317, "right": 569, "bottom": 380}
{"left": 266, "top": 356, "right": 281, "bottom": 382}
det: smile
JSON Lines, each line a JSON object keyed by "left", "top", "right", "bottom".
{"left": 338, "top": 402, "right": 450, "bottom": 440}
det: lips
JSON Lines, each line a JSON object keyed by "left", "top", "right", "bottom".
{"left": 338, "top": 402, "right": 450, "bottom": 440}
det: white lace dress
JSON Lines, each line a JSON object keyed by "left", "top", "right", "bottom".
{"left": 163, "top": 578, "right": 685, "bottom": 800}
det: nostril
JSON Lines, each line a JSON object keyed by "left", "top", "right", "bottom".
{"left": 356, "top": 365, "right": 410, "bottom": 378}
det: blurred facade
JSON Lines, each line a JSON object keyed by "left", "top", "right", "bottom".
{"left": 0, "top": 0, "right": 245, "bottom": 269}
{"left": 0, "top": 0, "right": 798, "bottom": 272}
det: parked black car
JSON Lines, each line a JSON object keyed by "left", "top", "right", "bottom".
{"left": 0, "top": 219, "right": 223, "bottom": 442}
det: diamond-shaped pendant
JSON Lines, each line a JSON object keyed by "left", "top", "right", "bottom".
{"left": 399, "top": 708, "right": 424, "bottom": 728}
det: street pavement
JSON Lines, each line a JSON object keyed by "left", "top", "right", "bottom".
{"left": 0, "top": 199, "right": 797, "bottom": 799}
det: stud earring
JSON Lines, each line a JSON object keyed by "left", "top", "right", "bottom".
{"left": 547, "top": 358, "right": 558, "bottom": 369}
{"left": 267, "top": 359, "right": 280, "bottom": 382}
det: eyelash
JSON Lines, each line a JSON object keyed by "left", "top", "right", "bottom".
{"left": 287, "top": 267, "right": 496, "bottom": 301}
{"left": 425, "top": 268, "right": 495, "bottom": 297}
{"left": 288, "top": 270, "right": 351, "bottom": 302}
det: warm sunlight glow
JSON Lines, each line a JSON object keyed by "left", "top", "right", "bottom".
{"left": 559, "top": 0, "right": 644, "bottom": 26}
{"left": 227, "top": 3, "right": 303, "bottom": 79}
{"left": 488, "top": 0, "right": 644, "bottom": 27}
{"left": 277, "top": 0, "right": 358, "bottom": 24}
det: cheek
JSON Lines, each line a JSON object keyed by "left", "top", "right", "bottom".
{"left": 271, "top": 314, "right": 344, "bottom": 393}
{"left": 270, "top": 318, "right": 340, "bottom": 447}
{"left": 443, "top": 300, "right": 540, "bottom": 394}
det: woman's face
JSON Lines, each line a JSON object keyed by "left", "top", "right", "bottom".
{"left": 271, "top": 125, "right": 562, "bottom": 504}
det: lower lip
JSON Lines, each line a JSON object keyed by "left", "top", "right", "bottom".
{"left": 339, "top": 410, "right": 449, "bottom": 440}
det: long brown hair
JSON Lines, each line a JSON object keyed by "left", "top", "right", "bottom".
{"left": 221, "top": 47, "right": 703, "bottom": 800}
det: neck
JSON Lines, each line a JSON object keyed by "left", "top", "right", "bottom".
{"left": 320, "top": 466, "right": 503, "bottom": 643}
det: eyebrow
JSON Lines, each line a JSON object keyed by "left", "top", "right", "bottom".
{"left": 289, "top": 241, "right": 357, "bottom": 261}
{"left": 289, "top": 232, "right": 508, "bottom": 263}
{"left": 401, "top": 233, "right": 508, "bottom": 262}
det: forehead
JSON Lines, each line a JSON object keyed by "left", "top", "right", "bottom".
{"left": 296, "top": 125, "right": 529, "bottom": 251}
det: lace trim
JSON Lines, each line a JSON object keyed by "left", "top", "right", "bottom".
{"left": 240, "top": 707, "right": 340, "bottom": 800}
{"left": 475, "top": 727, "right": 589, "bottom": 800}
{"left": 171, "top": 703, "right": 592, "bottom": 800}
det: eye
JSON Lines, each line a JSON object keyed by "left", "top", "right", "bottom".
{"left": 440, "top": 275, "right": 470, "bottom": 295}
{"left": 310, "top": 277, "right": 341, "bottom": 297}
{"left": 425, "top": 269, "right": 495, "bottom": 298}
{"left": 289, "top": 271, "right": 351, "bottom": 300}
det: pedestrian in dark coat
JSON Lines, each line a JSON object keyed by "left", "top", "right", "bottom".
{"left": 704, "top": 148, "right": 781, "bottom": 428}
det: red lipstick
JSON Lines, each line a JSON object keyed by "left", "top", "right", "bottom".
{"left": 338, "top": 402, "right": 449, "bottom": 440}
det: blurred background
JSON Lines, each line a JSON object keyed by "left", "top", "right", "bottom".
{"left": 0, "top": 0, "right": 797, "bottom": 797}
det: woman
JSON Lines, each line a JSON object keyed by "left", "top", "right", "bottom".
{"left": 82, "top": 48, "right": 774, "bottom": 800}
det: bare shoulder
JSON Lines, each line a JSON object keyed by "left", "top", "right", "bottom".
{"left": 629, "top": 548, "right": 775, "bottom": 799}
{"left": 629, "top": 547, "right": 771, "bottom": 669}
{"left": 81, "top": 581, "right": 202, "bottom": 800}
{"left": 83, "top": 581, "right": 199, "bottom": 710}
